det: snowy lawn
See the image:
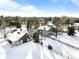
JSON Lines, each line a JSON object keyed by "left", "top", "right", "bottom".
{"left": 0, "top": 37, "right": 66, "bottom": 59}
{"left": 50, "top": 33, "right": 79, "bottom": 49}
{"left": 1, "top": 31, "right": 79, "bottom": 59}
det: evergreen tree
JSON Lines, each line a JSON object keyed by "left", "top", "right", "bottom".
{"left": 0, "top": 20, "right": 2, "bottom": 26}
{"left": 33, "top": 31, "right": 39, "bottom": 43}
{"left": 67, "top": 26, "right": 75, "bottom": 36}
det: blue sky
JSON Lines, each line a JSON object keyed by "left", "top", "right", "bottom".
{"left": 0, "top": 0, "right": 79, "bottom": 17}
{"left": 15, "top": 0, "right": 79, "bottom": 12}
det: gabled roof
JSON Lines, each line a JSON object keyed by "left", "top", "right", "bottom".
{"left": 7, "top": 29, "right": 26, "bottom": 42}
{"left": 38, "top": 25, "right": 50, "bottom": 31}
{"left": 47, "top": 21, "right": 56, "bottom": 28}
{"left": 7, "top": 25, "right": 28, "bottom": 42}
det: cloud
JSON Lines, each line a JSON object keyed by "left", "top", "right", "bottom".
{"left": 51, "top": 0, "right": 79, "bottom": 7}
{"left": 70, "top": 0, "right": 79, "bottom": 7}
{"left": 0, "top": 0, "right": 79, "bottom": 17}
{"left": 0, "top": 0, "right": 40, "bottom": 16}
{"left": 57, "top": 12, "right": 79, "bottom": 17}
{"left": 0, "top": 0, "right": 20, "bottom": 10}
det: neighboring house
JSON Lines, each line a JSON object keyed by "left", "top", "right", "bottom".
{"left": 47, "top": 21, "right": 57, "bottom": 35}
{"left": 38, "top": 21, "right": 57, "bottom": 36}
{"left": 47, "top": 21, "right": 56, "bottom": 28}
{"left": 21, "top": 25, "right": 27, "bottom": 32}
{"left": 38, "top": 25, "right": 50, "bottom": 31}
{"left": 38, "top": 25, "right": 50, "bottom": 36}
{"left": 74, "top": 23, "right": 79, "bottom": 30}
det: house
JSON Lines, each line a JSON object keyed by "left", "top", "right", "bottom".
{"left": 47, "top": 21, "right": 56, "bottom": 28}
{"left": 38, "top": 25, "right": 50, "bottom": 36}
{"left": 7, "top": 25, "right": 30, "bottom": 47}
{"left": 38, "top": 21, "right": 57, "bottom": 36}
{"left": 74, "top": 23, "right": 79, "bottom": 30}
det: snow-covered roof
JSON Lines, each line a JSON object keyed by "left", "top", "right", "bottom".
{"left": 47, "top": 21, "right": 56, "bottom": 28}
{"left": 7, "top": 25, "right": 28, "bottom": 42}
{"left": 63, "top": 28, "right": 67, "bottom": 32}
{"left": 7, "top": 30, "right": 26, "bottom": 42}
{"left": 38, "top": 25, "right": 50, "bottom": 31}
{"left": 74, "top": 23, "right": 79, "bottom": 26}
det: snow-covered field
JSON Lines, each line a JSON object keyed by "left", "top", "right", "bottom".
{"left": 0, "top": 38, "right": 65, "bottom": 59}
{"left": 1, "top": 33, "right": 79, "bottom": 59}
{"left": 0, "top": 25, "right": 79, "bottom": 59}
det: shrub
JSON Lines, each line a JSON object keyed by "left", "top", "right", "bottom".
{"left": 48, "top": 45, "right": 52, "bottom": 50}
{"left": 40, "top": 42, "right": 43, "bottom": 45}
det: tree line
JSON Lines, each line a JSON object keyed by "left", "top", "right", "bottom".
{"left": 0, "top": 15, "right": 78, "bottom": 28}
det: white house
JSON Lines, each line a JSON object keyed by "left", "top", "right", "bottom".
{"left": 7, "top": 25, "right": 29, "bottom": 47}
{"left": 38, "top": 25, "right": 50, "bottom": 31}
{"left": 38, "top": 25, "right": 50, "bottom": 36}
{"left": 47, "top": 21, "right": 56, "bottom": 28}
{"left": 74, "top": 23, "right": 79, "bottom": 30}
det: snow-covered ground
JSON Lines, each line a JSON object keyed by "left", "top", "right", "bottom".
{"left": 1, "top": 24, "right": 79, "bottom": 59}
{"left": 1, "top": 33, "right": 79, "bottom": 59}
{"left": 0, "top": 41, "right": 33, "bottom": 59}
{"left": 49, "top": 32, "right": 79, "bottom": 59}
{"left": 57, "top": 33, "right": 79, "bottom": 48}
{"left": 0, "top": 37, "right": 66, "bottom": 59}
